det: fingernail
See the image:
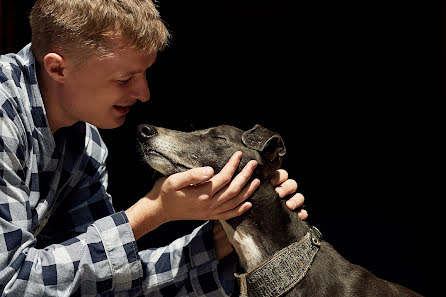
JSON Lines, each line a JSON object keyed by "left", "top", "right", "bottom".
{"left": 202, "top": 167, "right": 213, "bottom": 177}
{"left": 276, "top": 188, "right": 284, "bottom": 197}
{"left": 286, "top": 200, "right": 297, "bottom": 209}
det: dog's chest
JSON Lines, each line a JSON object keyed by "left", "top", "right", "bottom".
{"left": 219, "top": 220, "right": 266, "bottom": 271}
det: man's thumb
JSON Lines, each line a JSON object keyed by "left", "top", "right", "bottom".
{"left": 168, "top": 167, "right": 214, "bottom": 189}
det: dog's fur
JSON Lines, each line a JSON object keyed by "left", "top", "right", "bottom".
{"left": 137, "top": 124, "right": 423, "bottom": 297}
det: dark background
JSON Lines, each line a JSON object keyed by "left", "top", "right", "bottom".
{"left": 1, "top": 1, "right": 443, "bottom": 296}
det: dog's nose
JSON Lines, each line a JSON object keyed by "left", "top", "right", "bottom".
{"left": 137, "top": 124, "right": 157, "bottom": 141}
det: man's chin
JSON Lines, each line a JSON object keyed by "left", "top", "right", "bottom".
{"left": 87, "top": 117, "right": 126, "bottom": 129}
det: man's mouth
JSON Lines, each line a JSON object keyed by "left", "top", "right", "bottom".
{"left": 113, "top": 105, "right": 132, "bottom": 114}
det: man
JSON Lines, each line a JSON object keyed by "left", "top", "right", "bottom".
{"left": 0, "top": 0, "right": 307, "bottom": 296}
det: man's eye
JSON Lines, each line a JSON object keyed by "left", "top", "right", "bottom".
{"left": 116, "top": 77, "right": 132, "bottom": 84}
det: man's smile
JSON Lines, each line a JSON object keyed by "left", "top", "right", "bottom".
{"left": 113, "top": 104, "right": 133, "bottom": 114}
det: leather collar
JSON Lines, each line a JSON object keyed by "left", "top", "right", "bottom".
{"left": 235, "top": 226, "right": 322, "bottom": 297}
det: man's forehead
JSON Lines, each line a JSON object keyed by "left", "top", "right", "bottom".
{"left": 99, "top": 48, "right": 157, "bottom": 76}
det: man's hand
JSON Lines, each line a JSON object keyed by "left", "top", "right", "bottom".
{"left": 126, "top": 152, "right": 259, "bottom": 240}
{"left": 270, "top": 169, "right": 308, "bottom": 220}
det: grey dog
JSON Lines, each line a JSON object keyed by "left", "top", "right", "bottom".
{"left": 137, "top": 124, "right": 423, "bottom": 297}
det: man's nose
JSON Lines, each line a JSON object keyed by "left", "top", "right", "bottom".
{"left": 132, "top": 75, "right": 150, "bottom": 102}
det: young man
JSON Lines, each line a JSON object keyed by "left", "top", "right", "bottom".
{"left": 0, "top": 0, "right": 307, "bottom": 296}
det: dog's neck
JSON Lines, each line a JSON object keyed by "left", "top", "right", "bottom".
{"left": 220, "top": 181, "right": 310, "bottom": 273}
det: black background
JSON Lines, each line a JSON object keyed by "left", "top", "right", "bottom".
{"left": 1, "top": 1, "right": 443, "bottom": 296}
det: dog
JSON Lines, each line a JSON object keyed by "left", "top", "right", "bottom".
{"left": 137, "top": 124, "right": 423, "bottom": 297}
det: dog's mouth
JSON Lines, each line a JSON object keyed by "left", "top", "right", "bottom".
{"left": 143, "top": 149, "right": 192, "bottom": 174}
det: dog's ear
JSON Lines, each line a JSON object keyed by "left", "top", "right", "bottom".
{"left": 242, "top": 124, "right": 286, "bottom": 179}
{"left": 242, "top": 124, "right": 286, "bottom": 157}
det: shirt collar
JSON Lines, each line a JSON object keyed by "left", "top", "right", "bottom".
{"left": 19, "top": 43, "right": 57, "bottom": 169}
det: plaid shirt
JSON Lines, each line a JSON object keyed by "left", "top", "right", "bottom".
{"left": 0, "top": 44, "right": 235, "bottom": 296}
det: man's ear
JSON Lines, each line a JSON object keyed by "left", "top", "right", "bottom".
{"left": 242, "top": 124, "right": 286, "bottom": 180}
{"left": 42, "top": 53, "right": 67, "bottom": 84}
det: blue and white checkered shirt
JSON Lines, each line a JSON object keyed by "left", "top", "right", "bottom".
{"left": 0, "top": 44, "right": 235, "bottom": 296}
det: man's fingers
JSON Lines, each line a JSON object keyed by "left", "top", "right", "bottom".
{"left": 209, "top": 151, "right": 242, "bottom": 193}
{"left": 214, "top": 202, "right": 252, "bottom": 220}
{"left": 275, "top": 179, "right": 298, "bottom": 198}
{"left": 213, "top": 178, "right": 260, "bottom": 211}
{"left": 297, "top": 209, "right": 309, "bottom": 220}
{"left": 213, "top": 160, "right": 258, "bottom": 205}
{"left": 270, "top": 169, "right": 288, "bottom": 186}
{"left": 166, "top": 166, "right": 214, "bottom": 190}
{"left": 285, "top": 193, "right": 305, "bottom": 210}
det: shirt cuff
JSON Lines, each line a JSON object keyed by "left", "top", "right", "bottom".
{"left": 189, "top": 221, "right": 236, "bottom": 296}
{"left": 93, "top": 211, "right": 143, "bottom": 291}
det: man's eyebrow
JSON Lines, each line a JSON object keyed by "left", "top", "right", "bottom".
{"left": 114, "top": 55, "right": 157, "bottom": 77}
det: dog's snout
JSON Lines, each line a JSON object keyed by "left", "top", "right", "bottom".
{"left": 137, "top": 124, "right": 157, "bottom": 141}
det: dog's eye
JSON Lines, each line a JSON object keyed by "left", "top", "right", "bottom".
{"left": 211, "top": 136, "right": 227, "bottom": 141}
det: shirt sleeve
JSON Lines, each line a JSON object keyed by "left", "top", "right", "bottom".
{"left": 139, "top": 220, "right": 236, "bottom": 297}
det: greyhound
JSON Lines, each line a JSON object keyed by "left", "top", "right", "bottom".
{"left": 137, "top": 124, "right": 423, "bottom": 297}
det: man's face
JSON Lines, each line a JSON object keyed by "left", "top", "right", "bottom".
{"left": 59, "top": 45, "right": 156, "bottom": 129}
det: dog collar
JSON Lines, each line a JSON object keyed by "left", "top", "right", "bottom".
{"left": 234, "top": 226, "right": 322, "bottom": 297}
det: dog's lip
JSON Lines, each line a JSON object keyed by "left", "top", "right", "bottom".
{"left": 146, "top": 149, "right": 192, "bottom": 172}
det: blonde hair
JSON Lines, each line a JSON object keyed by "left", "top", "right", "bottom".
{"left": 30, "top": 0, "right": 170, "bottom": 63}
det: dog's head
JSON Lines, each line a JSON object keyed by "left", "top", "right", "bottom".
{"left": 137, "top": 124, "right": 286, "bottom": 181}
